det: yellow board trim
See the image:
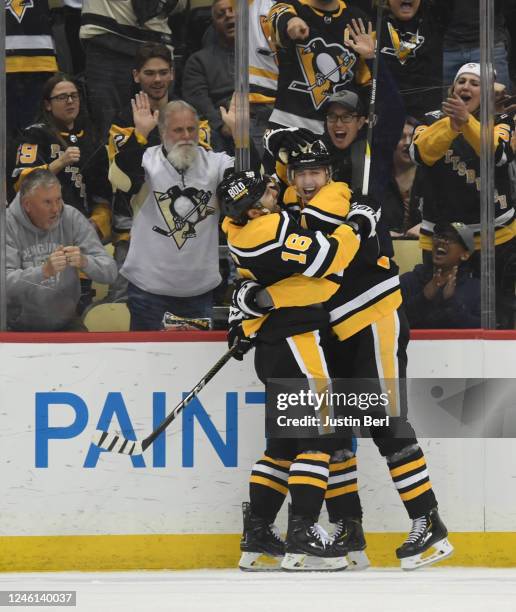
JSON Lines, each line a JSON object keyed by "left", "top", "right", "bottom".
{"left": 2, "top": 532, "right": 516, "bottom": 571}
{"left": 325, "top": 483, "right": 358, "bottom": 498}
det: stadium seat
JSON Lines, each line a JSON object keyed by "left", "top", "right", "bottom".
{"left": 83, "top": 303, "right": 130, "bottom": 332}
{"left": 392, "top": 239, "right": 422, "bottom": 275}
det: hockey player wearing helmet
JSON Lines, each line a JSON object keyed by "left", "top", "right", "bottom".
{"left": 235, "top": 135, "right": 454, "bottom": 570}
{"left": 219, "top": 168, "right": 379, "bottom": 571}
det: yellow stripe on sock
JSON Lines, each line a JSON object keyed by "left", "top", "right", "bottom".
{"left": 250, "top": 475, "right": 288, "bottom": 496}
{"left": 288, "top": 476, "right": 328, "bottom": 490}
{"left": 399, "top": 481, "right": 432, "bottom": 501}
{"left": 325, "top": 483, "right": 358, "bottom": 498}
{"left": 261, "top": 455, "right": 292, "bottom": 469}
{"left": 390, "top": 456, "right": 426, "bottom": 478}
{"left": 295, "top": 453, "right": 330, "bottom": 462}
{"left": 329, "top": 457, "right": 357, "bottom": 472}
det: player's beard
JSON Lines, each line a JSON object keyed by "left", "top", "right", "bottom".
{"left": 164, "top": 140, "right": 199, "bottom": 171}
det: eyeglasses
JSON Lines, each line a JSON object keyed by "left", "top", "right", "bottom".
{"left": 49, "top": 92, "right": 80, "bottom": 102}
{"left": 326, "top": 112, "right": 358, "bottom": 124}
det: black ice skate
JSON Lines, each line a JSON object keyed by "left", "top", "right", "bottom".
{"left": 396, "top": 508, "right": 454, "bottom": 570}
{"left": 331, "top": 518, "right": 370, "bottom": 570}
{"left": 282, "top": 509, "right": 348, "bottom": 572}
{"left": 239, "top": 502, "right": 284, "bottom": 571}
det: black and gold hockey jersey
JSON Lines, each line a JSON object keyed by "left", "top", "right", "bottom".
{"left": 410, "top": 110, "right": 516, "bottom": 252}
{"left": 282, "top": 182, "right": 401, "bottom": 340}
{"left": 268, "top": 0, "right": 371, "bottom": 133}
{"left": 11, "top": 122, "right": 112, "bottom": 238}
{"left": 222, "top": 208, "right": 361, "bottom": 337}
{"left": 6, "top": 0, "right": 58, "bottom": 73}
{"left": 379, "top": 3, "right": 445, "bottom": 119}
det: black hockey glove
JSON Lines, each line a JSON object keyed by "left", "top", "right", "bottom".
{"left": 232, "top": 279, "right": 273, "bottom": 318}
{"left": 227, "top": 306, "right": 254, "bottom": 361}
{"left": 264, "top": 127, "right": 316, "bottom": 163}
{"left": 346, "top": 196, "right": 381, "bottom": 239}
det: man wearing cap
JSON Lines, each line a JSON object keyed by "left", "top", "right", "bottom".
{"left": 400, "top": 221, "right": 480, "bottom": 328}
{"left": 410, "top": 62, "right": 516, "bottom": 325}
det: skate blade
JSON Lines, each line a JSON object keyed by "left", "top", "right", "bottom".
{"left": 239, "top": 552, "right": 283, "bottom": 572}
{"left": 281, "top": 553, "right": 348, "bottom": 572}
{"left": 347, "top": 550, "right": 370, "bottom": 571}
{"left": 400, "top": 537, "right": 454, "bottom": 571}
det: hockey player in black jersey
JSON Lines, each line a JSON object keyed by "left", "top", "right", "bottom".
{"left": 218, "top": 168, "right": 378, "bottom": 571}
{"left": 234, "top": 141, "right": 454, "bottom": 570}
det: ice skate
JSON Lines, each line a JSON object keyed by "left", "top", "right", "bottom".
{"left": 331, "top": 518, "right": 370, "bottom": 570}
{"left": 282, "top": 511, "right": 348, "bottom": 572}
{"left": 239, "top": 502, "right": 284, "bottom": 571}
{"left": 396, "top": 508, "right": 454, "bottom": 570}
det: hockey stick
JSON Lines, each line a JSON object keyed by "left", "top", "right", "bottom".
{"left": 362, "top": 0, "right": 385, "bottom": 196}
{"left": 92, "top": 345, "right": 238, "bottom": 455}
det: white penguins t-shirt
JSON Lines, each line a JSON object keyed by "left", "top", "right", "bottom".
{"left": 122, "top": 145, "right": 233, "bottom": 297}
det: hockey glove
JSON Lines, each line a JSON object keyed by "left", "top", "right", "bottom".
{"left": 227, "top": 306, "right": 254, "bottom": 361}
{"left": 264, "top": 127, "right": 316, "bottom": 163}
{"left": 346, "top": 196, "right": 381, "bottom": 239}
{"left": 232, "top": 279, "right": 273, "bottom": 318}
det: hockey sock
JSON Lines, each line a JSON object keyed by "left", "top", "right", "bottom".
{"left": 288, "top": 452, "right": 330, "bottom": 518}
{"left": 387, "top": 445, "right": 437, "bottom": 519}
{"left": 249, "top": 455, "right": 291, "bottom": 523}
{"left": 325, "top": 454, "right": 362, "bottom": 522}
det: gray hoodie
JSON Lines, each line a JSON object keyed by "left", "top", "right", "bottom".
{"left": 6, "top": 196, "right": 117, "bottom": 331}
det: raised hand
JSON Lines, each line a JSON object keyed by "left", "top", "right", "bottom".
{"left": 344, "top": 19, "right": 375, "bottom": 60}
{"left": 132, "top": 92, "right": 159, "bottom": 140}
{"left": 287, "top": 16, "right": 310, "bottom": 41}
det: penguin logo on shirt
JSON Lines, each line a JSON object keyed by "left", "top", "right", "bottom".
{"left": 381, "top": 23, "right": 425, "bottom": 65}
{"left": 153, "top": 186, "right": 214, "bottom": 249}
{"left": 7, "top": 0, "right": 34, "bottom": 24}
{"left": 290, "top": 37, "right": 356, "bottom": 109}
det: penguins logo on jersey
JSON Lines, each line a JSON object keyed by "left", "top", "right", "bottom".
{"left": 153, "top": 186, "right": 214, "bottom": 249}
{"left": 7, "top": 0, "right": 34, "bottom": 23}
{"left": 381, "top": 23, "right": 424, "bottom": 65}
{"left": 289, "top": 37, "right": 356, "bottom": 109}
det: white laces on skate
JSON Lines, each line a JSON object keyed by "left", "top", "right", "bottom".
{"left": 269, "top": 524, "right": 283, "bottom": 543}
{"left": 309, "top": 524, "right": 332, "bottom": 548}
{"left": 405, "top": 516, "right": 428, "bottom": 544}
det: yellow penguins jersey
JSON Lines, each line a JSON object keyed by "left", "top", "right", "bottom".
{"left": 268, "top": 0, "right": 371, "bottom": 133}
{"left": 222, "top": 209, "right": 360, "bottom": 337}
{"left": 249, "top": 0, "right": 278, "bottom": 105}
{"left": 281, "top": 182, "right": 402, "bottom": 340}
{"left": 411, "top": 110, "right": 516, "bottom": 252}
{"left": 6, "top": 0, "right": 58, "bottom": 73}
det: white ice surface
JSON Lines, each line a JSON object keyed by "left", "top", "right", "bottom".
{"left": 1, "top": 568, "right": 515, "bottom": 612}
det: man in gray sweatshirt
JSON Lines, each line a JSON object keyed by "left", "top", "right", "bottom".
{"left": 6, "top": 169, "right": 117, "bottom": 331}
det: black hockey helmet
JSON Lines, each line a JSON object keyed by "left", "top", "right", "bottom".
{"left": 217, "top": 170, "right": 268, "bottom": 223}
{"left": 287, "top": 139, "right": 332, "bottom": 172}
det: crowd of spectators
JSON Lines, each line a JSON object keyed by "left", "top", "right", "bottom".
{"left": 4, "top": 0, "right": 516, "bottom": 332}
